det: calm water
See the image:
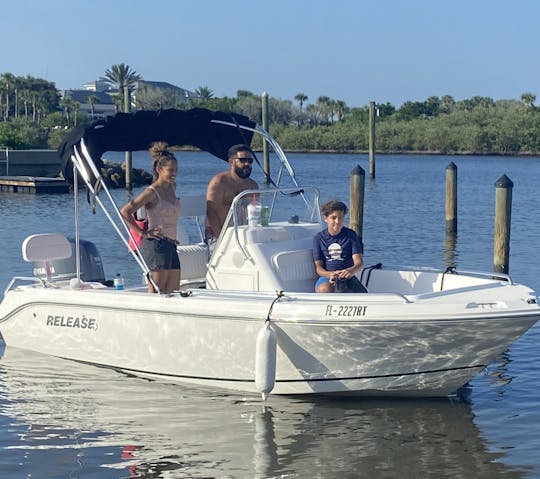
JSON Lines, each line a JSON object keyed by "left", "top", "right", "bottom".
{"left": 1, "top": 152, "right": 540, "bottom": 478}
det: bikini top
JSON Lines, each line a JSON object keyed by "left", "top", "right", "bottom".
{"left": 146, "top": 186, "right": 180, "bottom": 240}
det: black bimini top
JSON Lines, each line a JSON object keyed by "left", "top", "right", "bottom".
{"left": 58, "top": 108, "right": 256, "bottom": 182}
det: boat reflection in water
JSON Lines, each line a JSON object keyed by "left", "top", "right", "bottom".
{"left": 0, "top": 344, "right": 526, "bottom": 479}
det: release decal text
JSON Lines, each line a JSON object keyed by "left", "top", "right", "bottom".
{"left": 46, "top": 314, "right": 98, "bottom": 330}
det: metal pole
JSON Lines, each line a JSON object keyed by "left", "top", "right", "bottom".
{"left": 368, "top": 101, "right": 376, "bottom": 179}
{"left": 261, "top": 92, "right": 270, "bottom": 185}
{"left": 73, "top": 164, "right": 81, "bottom": 282}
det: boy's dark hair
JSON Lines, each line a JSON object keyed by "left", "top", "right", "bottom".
{"left": 227, "top": 144, "right": 252, "bottom": 159}
{"left": 321, "top": 199, "right": 348, "bottom": 217}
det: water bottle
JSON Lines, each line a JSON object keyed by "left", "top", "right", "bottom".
{"left": 114, "top": 273, "right": 125, "bottom": 290}
{"left": 247, "top": 195, "right": 262, "bottom": 227}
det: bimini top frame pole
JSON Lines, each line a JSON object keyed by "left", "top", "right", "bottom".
{"left": 71, "top": 139, "right": 161, "bottom": 293}
{"left": 209, "top": 119, "right": 314, "bottom": 216}
{"left": 210, "top": 120, "right": 299, "bottom": 186}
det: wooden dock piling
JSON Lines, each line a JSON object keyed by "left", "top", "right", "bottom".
{"left": 493, "top": 174, "right": 513, "bottom": 274}
{"left": 445, "top": 162, "right": 457, "bottom": 234}
{"left": 349, "top": 165, "right": 365, "bottom": 240}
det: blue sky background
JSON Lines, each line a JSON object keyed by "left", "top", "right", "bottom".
{"left": 2, "top": 0, "right": 539, "bottom": 108}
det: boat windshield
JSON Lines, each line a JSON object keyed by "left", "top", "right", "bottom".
{"left": 227, "top": 186, "right": 321, "bottom": 230}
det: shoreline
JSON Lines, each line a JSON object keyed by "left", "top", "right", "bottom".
{"left": 170, "top": 146, "right": 540, "bottom": 158}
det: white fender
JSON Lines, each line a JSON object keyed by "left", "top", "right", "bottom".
{"left": 255, "top": 321, "right": 277, "bottom": 400}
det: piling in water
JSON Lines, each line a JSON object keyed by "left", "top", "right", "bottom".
{"left": 349, "top": 165, "right": 365, "bottom": 240}
{"left": 493, "top": 174, "right": 513, "bottom": 274}
{"left": 445, "top": 162, "right": 457, "bottom": 234}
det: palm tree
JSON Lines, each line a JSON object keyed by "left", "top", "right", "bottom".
{"left": 100, "top": 63, "right": 142, "bottom": 111}
{"left": 0, "top": 83, "right": 5, "bottom": 121}
{"left": 294, "top": 93, "right": 308, "bottom": 112}
{"left": 195, "top": 85, "right": 214, "bottom": 101}
{"left": 520, "top": 92, "right": 536, "bottom": 108}
{"left": 61, "top": 97, "right": 75, "bottom": 126}
{"left": 0, "top": 73, "right": 16, "bottom": 121}
{"left": 72, "top": 101, "right": 80, "bottom": 127}
{"left": 334, "top": 100, "right": 348, "bottom": 121}
{"left": 87, "top": 94, "right": 98, "bottom": 120}
{"left": 316, "top": 96, "right": 332, "bottom": 124}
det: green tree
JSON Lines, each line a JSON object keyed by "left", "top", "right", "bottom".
{"left": 100, "top": 63, "right": 142, "bottom": 111}
{"left": 195, "top": 85, "right": 214, "bottom": 101}
{"left": 520, "top": 92, "right": 536, "bottom": 108}
{"left": 236, "top": 89, "right": 256, "bottom": 98}
{"left": 294, "top": 93, "right": 308, "bottom": 112}
{"left": 439, "top": 95, "right": 456, "bottom": 114}
{"left": 334, "top": 100, "right": 348, "bottom": 121}
{"left": 316, "top": 96, "right": 332, "bottom": 124}
{"left": 0, "top": 73, "right": 16, "bottom": 120}
{"left": 87, "top": 94, "right": 98, "bottom": 120}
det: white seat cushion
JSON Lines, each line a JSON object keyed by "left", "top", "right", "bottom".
{"left": 22, "top": 234, "right": 72, "bottom": 262}
{"left": 177, "top": 243, "right": 209, "bottom": 282}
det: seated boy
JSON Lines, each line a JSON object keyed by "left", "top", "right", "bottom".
{"left": 313, "top": 200, "right": 364, "bottom": 293}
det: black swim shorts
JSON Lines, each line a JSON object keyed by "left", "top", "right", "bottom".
{"left": 140, "top": 237, "right": 181, "bottom": 270}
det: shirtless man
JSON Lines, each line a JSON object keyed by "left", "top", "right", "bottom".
{"left": 205, "top": 144, "right": 259, "bottom": 242}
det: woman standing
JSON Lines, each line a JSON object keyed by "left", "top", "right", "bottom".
{"left": 121, "top": 142, "right": 181, "bottom": 293}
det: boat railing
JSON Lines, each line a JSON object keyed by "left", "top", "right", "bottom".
{"left": 4, "top": 276, "right": 47, "bottom": 296}
{"left": 361, "top": 263, "right": 514, "bottom": 296}
{"left": 392, "top": 264, "right": 512, "bottom": 286}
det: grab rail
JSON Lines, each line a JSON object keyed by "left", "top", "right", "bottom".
{"left": 4, "top": 276, "right": 46, "bottom": 296}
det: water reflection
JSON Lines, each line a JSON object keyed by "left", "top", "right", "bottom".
{"left": 0, "top": 344, "right": 527, "bottom": 479}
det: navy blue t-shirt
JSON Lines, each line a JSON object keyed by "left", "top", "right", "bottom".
{"left": 312, "top": 227, "right": 363, "bottom": 272}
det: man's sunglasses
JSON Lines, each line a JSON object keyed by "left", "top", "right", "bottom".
{"left": 235, "top": 157, "right": 254, "bottom": 164}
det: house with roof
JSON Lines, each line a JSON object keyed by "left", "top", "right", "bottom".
{"left": 133, "top": 80, "right": 196, "bottom": 109}
{"left": 61, "top": 89, "right": 116, "bottom": 120}
{"left": 62, "top": 79, "right": 197, "bottom": 120}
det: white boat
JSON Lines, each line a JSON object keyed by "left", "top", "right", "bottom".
{"left": 1, "top": 108, "right": 539, "bottom": 398}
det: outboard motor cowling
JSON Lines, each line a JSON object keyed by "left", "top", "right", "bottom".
{"left": 32, "top": 237, "right": 105, "bottom": 283}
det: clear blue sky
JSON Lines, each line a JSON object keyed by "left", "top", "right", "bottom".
{"left": 2, "top": 0, "right": 539, "bottom": 108}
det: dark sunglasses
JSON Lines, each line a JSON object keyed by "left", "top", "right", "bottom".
{"left": 235, "top": 157, "right": 253, "bottom": 164}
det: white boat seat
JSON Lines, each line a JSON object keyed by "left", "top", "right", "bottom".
{"left": 272, "top": 249, "right": 317, "bottom": 292}
{"left": 22, "top": 233, "right": 72, "bottom": 262}
{"left": 22, "top": 233, "right": 72, "bottom": 281}
{"left": 178, "top": 243, "right": 209, "bottom": 283}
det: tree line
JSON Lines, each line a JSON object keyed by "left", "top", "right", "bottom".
{"left": 1, "top": 67, "right": 540, "bottom": 155}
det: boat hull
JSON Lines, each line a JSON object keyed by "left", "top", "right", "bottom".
{"left": 1, "top": 285, "right": 538, "bottom": 397}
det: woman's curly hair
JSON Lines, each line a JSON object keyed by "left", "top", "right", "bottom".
{"left": 149, "top": 141, "right": 176, "bottom": 179}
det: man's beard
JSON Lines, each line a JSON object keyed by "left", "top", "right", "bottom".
{"left": 235, "top": 165, "right": 252, "bottom": 179}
